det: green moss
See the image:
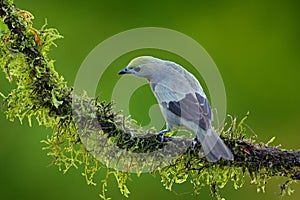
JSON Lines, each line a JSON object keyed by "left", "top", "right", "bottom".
{"left": 0, "top": 1, "right": 298, "bottom": 199}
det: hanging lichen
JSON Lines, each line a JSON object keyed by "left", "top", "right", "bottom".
{"left": 0, "top": 1, "right": 299, "bottom": 199}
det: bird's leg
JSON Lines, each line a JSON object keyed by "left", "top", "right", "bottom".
{"left": 192, "top": 137, "right": 199, "bottom": 148}
{"left": 157, "top": 128, "right": 170, "bottom": 142}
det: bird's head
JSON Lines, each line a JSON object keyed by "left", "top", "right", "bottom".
{"left": 118, "top": 56, "right": 163, "bottom": 79}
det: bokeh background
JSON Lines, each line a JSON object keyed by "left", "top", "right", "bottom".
{"left": 1, "top": 0, "right": 300, "bottom": 199}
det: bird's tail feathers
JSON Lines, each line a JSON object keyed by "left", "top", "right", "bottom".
{"left": 197, "top": 128, "right": 233, "bottom": 162}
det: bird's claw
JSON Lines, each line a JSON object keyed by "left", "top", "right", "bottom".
{"left": 157, "top": 131, "right": 165, "bottom": 142}
{"left": 192, "top": 137, "right": 198, "bottom": 148}
{"left": 157, "top": 129, "right": 170, "bottom": 142}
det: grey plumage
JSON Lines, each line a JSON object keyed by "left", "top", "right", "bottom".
{"left": 118, "top": 56, "right": 233, "bottom": 162}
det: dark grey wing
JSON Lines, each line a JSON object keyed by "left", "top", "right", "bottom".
{"left": 167, "top": 93, "right": 212, "bottom": 130}
{"left": 151, "top": 83, "right": 212, "bottom": 130}
{"left": 196, "top": 93, "right": 213, "bottom": 122}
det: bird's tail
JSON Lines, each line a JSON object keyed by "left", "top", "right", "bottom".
{"left": 196, "top": 128, "right": 234, "bottom": 162}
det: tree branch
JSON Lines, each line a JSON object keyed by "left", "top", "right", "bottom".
{"left": 0, "top": 0, "right": 299, "bottom": 199}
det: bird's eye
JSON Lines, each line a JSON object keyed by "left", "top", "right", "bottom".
{"left": 133, "top": 67, "right": 141, "bottom": 72}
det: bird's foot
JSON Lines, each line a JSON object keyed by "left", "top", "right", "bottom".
{"left": 192, "top": 137, "right": 198, "bottom": 148}
{"left": 157, "top": 129, "right": 169, "bottom": 142}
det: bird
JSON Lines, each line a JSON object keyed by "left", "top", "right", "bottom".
{"left": 118, "top": 56, "right": 233, "bottom": 162}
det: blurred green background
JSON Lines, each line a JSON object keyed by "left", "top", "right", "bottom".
{"left": 1, "top": 0, "right": 300, "bottom": 199}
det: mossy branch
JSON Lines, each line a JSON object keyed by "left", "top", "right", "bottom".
{"left": 0, "top": 0, "right": 299, "bottom": 199}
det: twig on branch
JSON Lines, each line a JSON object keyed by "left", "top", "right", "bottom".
{"left": 0, "top": 0, "right": 299, "bottom": 199}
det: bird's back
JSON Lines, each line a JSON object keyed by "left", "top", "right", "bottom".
{"left": 161, "top": 60, "right": 206, "bottom": 97}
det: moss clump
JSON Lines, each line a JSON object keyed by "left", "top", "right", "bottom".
{"left": 0, "top": 1, "right": 299, "bottom": 199}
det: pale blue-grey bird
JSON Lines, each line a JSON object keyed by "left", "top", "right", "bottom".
{"left": 118, "top": 56, "right": 233, "bottom": 162}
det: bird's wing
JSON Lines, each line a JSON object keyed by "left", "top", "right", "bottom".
{"left": 151, "top": 82, "right": 212, "bottom": 130}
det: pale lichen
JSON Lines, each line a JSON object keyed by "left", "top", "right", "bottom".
{"left": 0, "top": 1, "right": 299, "bottom": 199}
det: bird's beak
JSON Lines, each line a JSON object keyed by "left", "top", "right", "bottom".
{"left": 118, "top": 68, "right": 131, "bottom": 75}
